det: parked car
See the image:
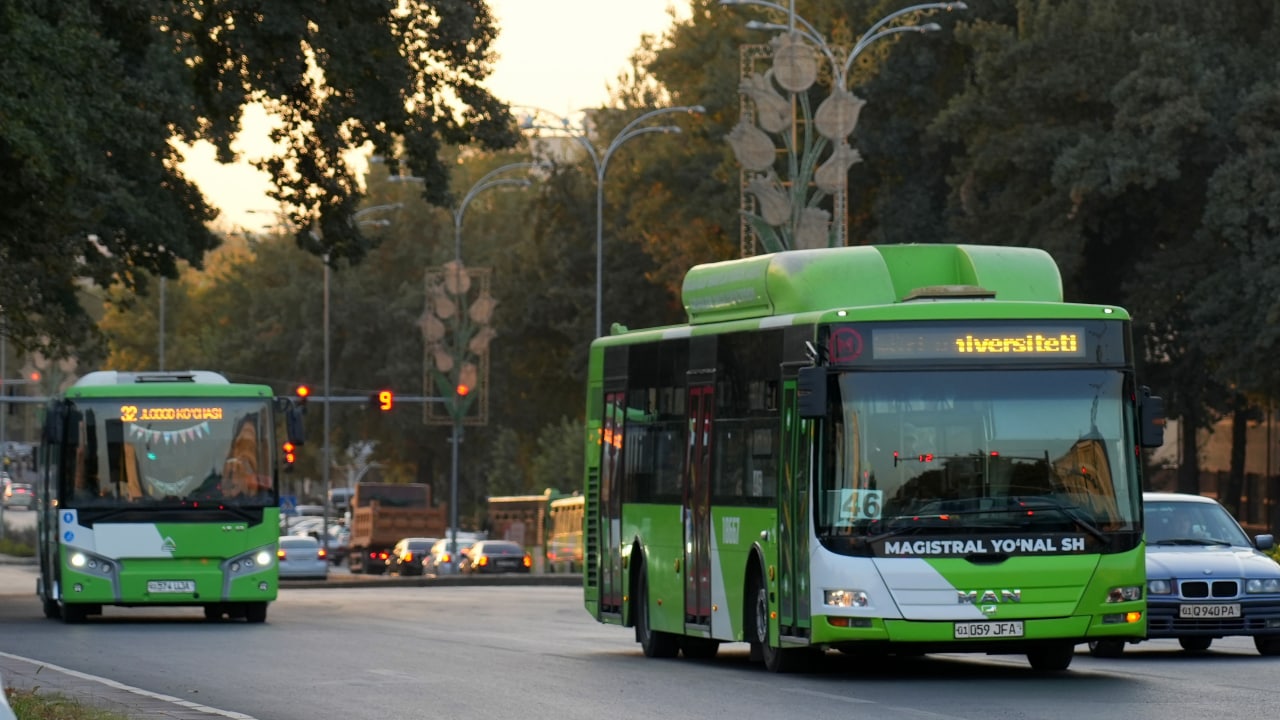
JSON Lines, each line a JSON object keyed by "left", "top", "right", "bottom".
{"left": 389, "top": 537, "right": 439, "bottom": 576}
{"left": 277, "top": 535, "right": 329, "bottom": 580}
{"left": 2, "top": 482, "right": 35, "bottom": 510}
{"left": 424, "top": 534, "right": 482, "bottom": 576}
{"left": 1089, "top": 492, "right": 1280, "bottom": 657}
{"left": 459, "top": 540, "right": 532, "bottom": 575}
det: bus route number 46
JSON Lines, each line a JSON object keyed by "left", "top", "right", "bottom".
{"left": 837, "top": 489, "right": 883, "bottom": 522}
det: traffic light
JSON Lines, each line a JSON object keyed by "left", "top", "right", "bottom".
{"left": 455, "top": 383, "right": 470, "bottom": 398}
{"left": 371, "top": 390, "right": 394, "bottom": 412}
{"left": 295, "top": 385, "right": 310, "bottom": 407}
{"left": 282, "top": 441, "right": 297, "bottom": 472}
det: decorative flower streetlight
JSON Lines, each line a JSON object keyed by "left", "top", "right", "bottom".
{"left": 720, "top": 0, "right": 967, "bottom": 253}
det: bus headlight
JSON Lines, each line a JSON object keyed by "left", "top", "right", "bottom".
{"left": 824, "top": 589, "right": 869, "bottom": 608}
{"left": 255, "top": 550, "right": 273, "bottom": 566}
{"left": 1107, "top": 585, "right": 1142, "bottom": 602}
{"left": 1246, "top": 578, "right": 1280, "bottom": 594}
{"left": 1147, "top": 579, "right": 1172, "bottom": 595}
{"left": 70, "top": 552, "right": 88, "bottom": 568}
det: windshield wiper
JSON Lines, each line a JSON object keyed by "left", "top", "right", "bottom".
{"left": 1150, "top": 538, "right": 1233, "bottom": 546}
{"left": 1014, "top": 495, "right": 1109, "bottom": 545}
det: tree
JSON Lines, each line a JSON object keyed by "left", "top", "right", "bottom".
{"left": 1, "top": 1, "right": 517, "bottom": 358}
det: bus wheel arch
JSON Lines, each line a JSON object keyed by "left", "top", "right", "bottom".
{"left": 631, "top": 545, "right": 678, "bottom": 658}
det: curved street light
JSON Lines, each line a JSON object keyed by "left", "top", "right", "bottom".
{"left": 720, "top": 0, "right": 966, "bottom": 249}
{"left": 440, "top": 161, "right": 540, "bottom": 569}
{"left": 519, "top": 104, "right": 705, "bottom": 338}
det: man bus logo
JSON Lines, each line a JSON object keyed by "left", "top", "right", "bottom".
{"left": 958, "top": 589, "right": 1021, "bottom": 604}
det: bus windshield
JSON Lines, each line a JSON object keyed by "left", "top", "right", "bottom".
{"left": 62, "top": 397, "right": 277, "bottom": 508}
{"left": 815, "top": 368, "right": 1140, "bottom": 548}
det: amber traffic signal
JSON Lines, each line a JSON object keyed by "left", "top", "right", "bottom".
{"left": 282, "top": 441, "right": 297, "bottom": 471}
{"left": 370, "top": 390, "right": 394, "bottom": 411}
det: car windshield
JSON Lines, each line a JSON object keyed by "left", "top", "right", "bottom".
{"left": 1145, "top": 500, "right": 1251, "bottom": 546}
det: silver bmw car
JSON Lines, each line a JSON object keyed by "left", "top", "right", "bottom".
{"left": 1090, "top": 492, "right": 1280, "bottom": 657}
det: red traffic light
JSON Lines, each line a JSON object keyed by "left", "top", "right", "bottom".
{"left": 455, "top": 384, "right": 470, "bottom": 397}
{"left": 295, "top": 385, "right": 311, "bottom": 404}
{"left": 282, "top": 441, "right": 297, "bottom": 465}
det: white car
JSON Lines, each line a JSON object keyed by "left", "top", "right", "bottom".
{"left": 277, "top": 535, "right": 329, "bottom": 580}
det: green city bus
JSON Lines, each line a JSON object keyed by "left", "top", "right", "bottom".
{"left": 35, "top": 370, "right": 304, "bottom": 623}
{"left": 582, "top": 244, "right": 1165, "bottom": 672}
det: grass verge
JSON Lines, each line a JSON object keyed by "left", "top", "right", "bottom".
{"left": 4, "top": 688, "right": 129, "bottom": 720}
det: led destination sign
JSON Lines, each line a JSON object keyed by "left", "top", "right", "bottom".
{"left": 870, "top": 327, "right": 1086, "bottom": 361}
{"left": 119, "top": 405, "right": 225, "bottom": 422}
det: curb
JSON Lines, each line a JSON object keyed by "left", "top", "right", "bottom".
{"left": 0, "top": 671, "right": 15, "bottom": 720}
{"left": 281, "top": 573, "right": 583, "bottom": 589}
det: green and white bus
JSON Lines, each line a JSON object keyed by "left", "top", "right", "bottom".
{"left": 35, "top": 370, "right": 304, "bottom": 623}
{"left": 583, "top": 245, "right": 1165, "bottom": 672}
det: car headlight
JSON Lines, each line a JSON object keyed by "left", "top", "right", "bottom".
{"left": 1147, "top": 579, "right": 1173, "bottom": 595}
{"left": 1246, "top": 578, "right": 1280, "bottom": 594}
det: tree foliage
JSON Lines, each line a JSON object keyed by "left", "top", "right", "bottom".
{"left": 1, "top": 0, "right": 517, "bottom": 358}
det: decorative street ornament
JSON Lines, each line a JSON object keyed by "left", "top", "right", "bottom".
{"left": 423, "top": 263, "right": 494, "bottom": 426}
{"left": 468, "top": 292, "right": 498, "bottom": 325}
{"left": 728, "top": 121, "right": 777, "bottom": 172}
{"left": 442, "top": 259, "right": 471, "bottom": 295}
{"left": 795, "top": 208, "right": 832, "bottom": 250}
{"left": 746, "top": 172, "right": 792, "bottom": 227}
{"left": 739, "top": 72, "right": 792, "bottom": 134}
{"left": 770, "top": 33, "right": 818, "bottom": 92}
{"left": 815, "top": 141, "right": 863, "bottom": 193}
{"left": 814, "top": 89, "right": 867, "bottom": 141}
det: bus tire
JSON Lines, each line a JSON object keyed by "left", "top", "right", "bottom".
{"left": 243, "top": 602, "right": 268, "bottom": 624}
{"left": 1087, "top": 640, "right": 1125, "bottom": 658}
{"left": 61, "top": 603, "right": 88, "bottom": 624}
{"left": 635, "top": 567, "right": 678, "bottom": 658}
{"left": 203, "top": 605, "right": 225, "bottom": 622}
{"left": 1026, "top": 642, "right": 1074, "bottom": 671}
{"left": 681, "top": 636, "right": 720, "bottom": 660}
{"left": 42, "top": 596, "right": 61, "bottom": 620}
{"left": 751, "top": 572, "right": 812, "bottom": 673}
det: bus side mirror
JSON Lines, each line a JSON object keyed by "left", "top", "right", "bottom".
{"left": 797, "top": 366, "right": 827, "bottom": 419}
{"left": 1139, "top": 387, "right": 1164, "bottom": 448}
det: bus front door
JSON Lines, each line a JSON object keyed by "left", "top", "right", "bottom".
{"left": 778, "top": 382, "right": 811, "bottom": 637}
{"left": 684, "top": 383, "right": 714, "bottom": 627}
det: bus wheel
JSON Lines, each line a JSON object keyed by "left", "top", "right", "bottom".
{"left": 243, "top": 602, "right": 268, "bottom": 624}
{"left": 203, "top": 605, "right": 225, "bottom": 622}
{"left": 752, "top": 575, "right": 812, "bottom": 673}
{"left": 42, "top": 596, "right": 61, "bottom": 620}
{"left": 1087, "top": 640, "right": 1125, "bottom": 658}
{"left": 681, "top": 636, "right": 720, "bottom": 660}
{"left": 1026, "top": 642, "right": 1074, "bottom": 671}
{"left": 635, "top": 568, "right": 678, "bottom": 658}
{"left": 61, "top": 604, "right": 88, "bottom": 624}
{"left": 1178, "top": 636, "right": 1211, "bottom": 652}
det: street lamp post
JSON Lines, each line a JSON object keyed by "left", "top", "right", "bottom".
{"left": 519, "top": 105, "right": 705, "bottom": 338}
{"left": 440, "top": 162, "right": 538, "bottom": 570}
{"left": 720, "top": 0, "right": 965, "bottom": 251}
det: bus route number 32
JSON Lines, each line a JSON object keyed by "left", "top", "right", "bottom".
{"left": 837, "top": 489, "right": 884, "bottom": 523}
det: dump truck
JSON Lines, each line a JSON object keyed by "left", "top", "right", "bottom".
{"left": 347, "top": 482, "right": 447, "bottom": 574}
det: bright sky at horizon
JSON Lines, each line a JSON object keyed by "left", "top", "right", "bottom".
{"left": 182, "top": 1, "right": 690, "bottom": 234}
